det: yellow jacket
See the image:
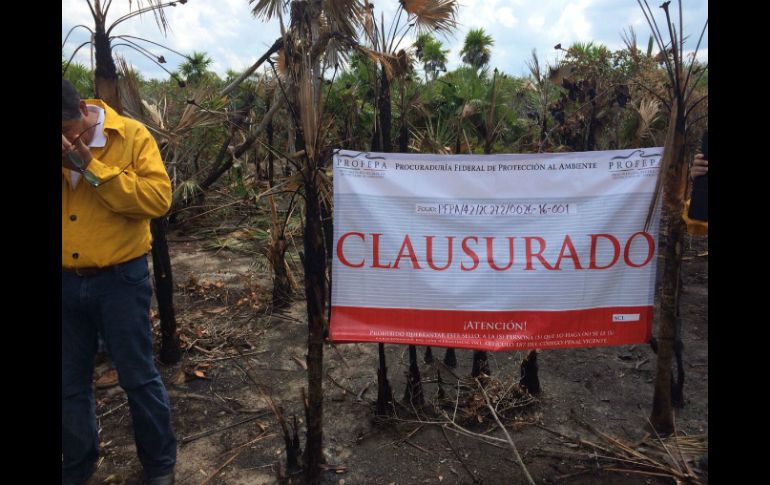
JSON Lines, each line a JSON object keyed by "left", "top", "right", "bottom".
{"left": 682, "top": 199, "right": 708, "bottom": 236}
{"left": 62, "top": 99, "right": 172, "bottom": 268}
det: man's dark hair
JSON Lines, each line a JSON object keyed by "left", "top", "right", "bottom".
{"left": 62, "top": 78, "right": 82, "bottom": 121}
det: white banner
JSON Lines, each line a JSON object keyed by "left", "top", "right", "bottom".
{"left": 330, "top": 148, "right": 662, "bottom": 350}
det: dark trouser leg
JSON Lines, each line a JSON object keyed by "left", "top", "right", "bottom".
{"left": 62, "top": 272, "right": 99, "bottom": 484}
{"left": 91, "top": 257, "right": 177, "bottom": 478}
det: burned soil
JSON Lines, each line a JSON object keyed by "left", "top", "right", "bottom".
{"left": 86, "top": 231, "right": 707, "bottom": 485}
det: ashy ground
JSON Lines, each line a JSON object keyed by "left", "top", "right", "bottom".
{"left": 86, "top": 230, "right": 707, "bottom": 485}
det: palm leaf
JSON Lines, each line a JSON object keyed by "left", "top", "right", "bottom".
{"left": 401, "top": 0, "right": 458, "bottom": 35}
{"left": 635, "top": 97, "right": 661, "bottom": 143}
{"left": 249, "top": 0, "right": 284, "bottom": 21}
{"left": 323, "top": 0, "right": 366, "bottom": 38}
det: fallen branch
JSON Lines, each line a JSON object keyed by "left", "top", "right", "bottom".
{"left": 220, "top": 38, "right": 283, "bottom": 97}
{"left": 199, "top": 447, "right": 243, "bottom": 485}
{"left": 326, "top": 371, "right": 357, "bottom": 397}
{"left": 441, "top": 426, "right": 479, "bottom": 483}
{"left": 475, "top": 378, "right": 536, "bottom": 485}
{"left": 571, "top": 410, "right": 668, "bottom": 470}
{"left": 180, "top": 412, "right": 270, "bottom": 445}
{"left": 535, "top": 423, "right": 616, "bottom": 456}
{"left": 437, "top": 413, "right": 510, "bottom": 448}
{"left": 539, "top": 411, "right": 706, "bottom": 483}
{"left": 380, "top": 424, "right": 424, "bottom": 450}
{"left": 404, "top": 439, "right": 431, "bottom": 454}
{"left": 167, "top": 390, "right": 238, "bottom": 415}
{"left": 533, "top": 447, "right": 668, "bottom": 470}
{"left": 601, "top": 467, "right": 679, "bottom": 479}
{"left": 192, "top": 344, "right": 215, "bottom": 355}
{"left": 213, "top": 431, "right": 276, "bottom": 460}
{"left": 191, "top": 350, "right": 263, "bottom": 363}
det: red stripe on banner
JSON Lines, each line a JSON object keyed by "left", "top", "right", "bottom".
{"left": 330, "top": 306, "right": 652, "bottom": 351}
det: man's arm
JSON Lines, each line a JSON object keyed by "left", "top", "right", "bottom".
{"left": 84, "top": 124, "right": 172, "bottom": 219}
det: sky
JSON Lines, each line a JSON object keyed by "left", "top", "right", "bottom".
{"left": 62, "top": 0, "right": 708, "bottom": 81}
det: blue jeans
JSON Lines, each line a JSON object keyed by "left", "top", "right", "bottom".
{"left": 62, "top": 256, "right": 176, "bottom": 483}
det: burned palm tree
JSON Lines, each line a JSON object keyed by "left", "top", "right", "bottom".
{"left": 62, "top": 1, "right": 191, "bottom": 111}
{"left": 249, "top": 0, "right": 372, "bottom": 481}
{"left": 637, "top": 0, "right": 707, "bottom": 435}
{"left": 361, "top": 0, "right": 458, "bottom": 413}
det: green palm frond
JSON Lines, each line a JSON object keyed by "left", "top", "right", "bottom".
{"left": 172, "top": 179, "right": 203, "bottom": 206}
{"left": 460, "top": 28, "right": 494, "bottom": 69}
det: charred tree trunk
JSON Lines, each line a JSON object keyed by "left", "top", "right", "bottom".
{"left": 303, "top": 171, "right": 327, "bottom": 482}
{"left": 650, "top": 102, "right": 688, "bottom": 435}
{"left": 150, "top": 217, "right": 181, "bottom": 364}
{"left": 519, "top": 350, "right": 541, "bottom": 395}
{"left": 396, "top": 95, "right": 424, "bottom": 403}
{"left": 321, "top": 196, "right": 334, "bottom": 337}
{"left": 370, "top": 125, "right": 381, "bottom": 152}
{"left": 93, "top": 28, "right": 123, "bottom": 114}
{"left": 378, "top": 66, "right": 392, "bottom": 153}
{"left": 404, "top": 345, "right": 423, "bottom": 404}
{"left": 270, "top": 234, "right": 293, "bottom": 308}
{"left": 423, "top": 347, "right": 433, "bottom": 364}
{"left": 321, "top": 197, "right": 334, "bottom": 263}
{"left": 455, "top": 123, "right": 462, "bottom": 154}
{"left": 471, "top": 350, "right": 490, "bottom": 378}
{"left": 672, "top": 311, "right": 685, "bottom": 409}
{"left": 267, "top": 98, "right": 275, "bottom": 185}
{"left": 443, "top": 348, "right": 457, "bottom": 368}
{"left": 286, "top": 122, "right": 296, "bottom": 177}
{"left": 398, "top": 120, "right": 409, "bottom": 154}
{"left": 484, "top": 137, "right": 493, "bottom": 155}
{"left": 376, "top": 343, "right": 393, "bottom": 416}
{"left": 372, "top": 65, "right": 396, "bottom": 415}
{"left": 584, "top": 84, "right": 598, "bottom": 151}
{"left": 436, "top": 369, "right": 445, "bottom": 400}
{"left": 199, "top": 134, "right": 236, "bottom": 190}
{"left": 286, "top": 415, "right": 302, "bottom": 473}
{"left": 251, "top": 150, "right": 261, "bottom": 182}
{"left": 403, "top": 345, "right": 424, "bottom": 406}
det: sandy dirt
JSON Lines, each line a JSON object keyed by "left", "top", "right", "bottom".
{"left": 85, "top": 231, "right": 708, "bottom": 485}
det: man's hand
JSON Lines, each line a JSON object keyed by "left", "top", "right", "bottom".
{"left": 691, "top": 153, "right": 708, "bottom": 179}
{"left": 62, "top": 134, "right": 93, "bottom": 171}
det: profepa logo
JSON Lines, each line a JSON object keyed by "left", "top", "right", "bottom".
{"left": 608, "top": 149, "right": 662, "bottom": 178}
{"left": 335, "top": 151, "right": 388, "bottom": 171}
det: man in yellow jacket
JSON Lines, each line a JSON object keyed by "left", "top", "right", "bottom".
{"left": 683, "top": 151, "right": 708, "bottom": 235}
{"left": 61, "top": 79, "right": 176, "bottom": 485}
